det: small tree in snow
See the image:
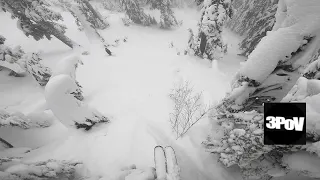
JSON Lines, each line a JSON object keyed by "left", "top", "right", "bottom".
{"left": 0, "top": 0, "right": 79, "bottom": 48}
{"left": 186, "top": 28, "right": 196, "bottom": 55}
{"left": 0, "top": 35, "right": 26, "bottom": 76}
{"left": 121, "top": 0, "right": 157, "bottom": 26}
{"left": 19, "top": 53, "right": 52, "bottom": 87}
{"left": 169, "top": 81, "right": 212, "bottom": 139}
{"left": 190, "top": 0, "right": 233, "bottom": 61}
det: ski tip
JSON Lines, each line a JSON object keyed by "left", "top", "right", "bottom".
{"left": 155, "top": 145, "right": 163, "bottom": 148}
{"left": 165, "top": 146, "right": 176, "bottom": 152}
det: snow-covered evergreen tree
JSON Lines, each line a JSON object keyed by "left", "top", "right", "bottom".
{"left": 226, "top": 0, "right": 278, "bottom": 57}
{"left": 0, "top": 35, "right": 26, "bottom": 76}
{"left": 148, "top": 0, "right": 179, "bottom": 29}
{"left": 45, "top": 74, "right": 110, "bottom": 131}
{"left": 203, "top": 0, "right": 320, "bottom": 179}
{"left": 191, "top": 0, "right": 233, "bottom": 61}
{"left": 238, "top": 0, "right": 278, "bottom": 57}
{"left": 74, "top": 0, "right": 109, "bottom": 30}
{"left": 186, "top": 28, "right": 196, "bottom": 55}
{"left": 230, "top": 0, "right": 243, "bottom": 10}
{"left": 195, "top": 0, "right": 204, "bottom": 6}
{"left": 121, "top": 0, "right": 157, "bottom": 26}
{"left": 226, "top": 0, "right": 264, "bottom": 36}
{"left": 0, "top": 0, "right": 79, "bottom": 48}
{"left": 20, "top": 53, "right": 52, "bottom": 87}
{"left": 100, "top": 0, "right": 123, "bottom": 12}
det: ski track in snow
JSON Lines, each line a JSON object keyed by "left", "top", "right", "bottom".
{"left": 0, "top": 8, "right": 244, "bottom": 180}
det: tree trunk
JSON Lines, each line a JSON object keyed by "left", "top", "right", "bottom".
{"left": 0, "top": 137, "right": 13, "bottom": 148}
{"left": 199, "top": 31, "right": 206, "bottom": 56}
{"left": 81, "top": 0, "right": 107, "bottom": 27}
{"left": 41, "top": 21, "right": 80, "bottom": 49}
{"left": 69, "top": 6, "right": 106, "bottom": 45}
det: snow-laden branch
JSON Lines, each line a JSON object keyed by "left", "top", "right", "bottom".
{"left": 0, "top": 159, "right": 82, "bottom": 180}
{"left": 20, "top": 53, "right": 52, "bottom": 86}
{"left": 0, "top": 0, "right": 79, "bottom": 48}
{"left": 0, "top": 35, "right": 26, "bottom": 75}
{"left": 0, "top": 109, "right": 52, "bottom": 129}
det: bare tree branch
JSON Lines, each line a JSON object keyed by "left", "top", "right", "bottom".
{"left": 169, "top": 81, "right": 212, "bottom": 139}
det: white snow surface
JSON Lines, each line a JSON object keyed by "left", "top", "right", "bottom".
{"left": 0, "top": 6, "right": 257, "bottom": 180}
{"left": 282, "top": 151, "right": 320, "bottom": 178}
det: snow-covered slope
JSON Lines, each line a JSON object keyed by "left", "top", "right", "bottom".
{"left": 1, "top": 7, "right": 244, "bottom": 180}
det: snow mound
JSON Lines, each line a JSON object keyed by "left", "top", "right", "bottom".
{"left": 51, "top": 54, "right": 84, "bottom": 79}
{"left": 45, "top": 74, "right": 109, "bottom": 131}
{"left": 282, "top": 151, "right": 320, "bottom": 178}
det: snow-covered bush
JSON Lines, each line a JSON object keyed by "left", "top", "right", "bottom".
{"left": 0, "top": 37, "right": 53, "bottom": 86}
{"left": 203, "top": 0, "right": 320, "bottom": 179}
{"left": 190, "top": 0, "right": 233, "bottom": 61}
{"left": 0, "top": 35, "right": 26, "bottom": 76}
{"left": 51, "top": 54, "right": 84, "bottom": 101}
{"left": 169, "top": 81, "right": 211, "bottom": 139}
{"left": 0, "top": 159, "right": 82, "bottom": 180}
{"left": 0, "top": 0, "right": 79, "bottom": 48}
{"left": 121, "top": 0, "right": 157, "bottom": 26}
{"left": 122, "top": 16, "right": 133, "bottom": 26}
{"left": 20, "top": 53, "right": 52, "bottom": 87}
{"left": 45, "top": 74, "right": 110, "bottom": 131}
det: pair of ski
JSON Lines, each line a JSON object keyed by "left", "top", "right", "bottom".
{"left": 154, "top": 146, "right": 181, "bottom": 180}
